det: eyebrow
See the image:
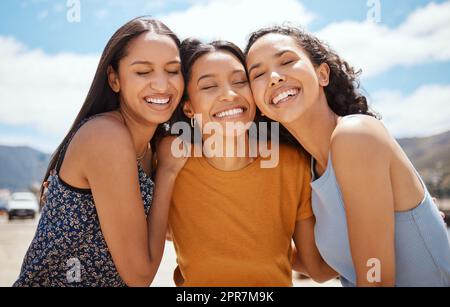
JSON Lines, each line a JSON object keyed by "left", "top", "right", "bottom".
{"left": 130, "top": 60, "right": 181, "bottom": 66}
{"left": 247, "top": 63, "right": 261, "bottom": 76}
{"left": 197, "top": 70, "right": 245, "bottom": 84}
{"left": 197, "top": 74, "right": 215, "bottom": 85}
{"left": 248, "top": 50, "right": 295, "bottom": 76}
{"left": 274, "top": 49, "right": 295, "bottom": 58}
{"left": 232, "top": 69, "right": 246, "bottom": 75}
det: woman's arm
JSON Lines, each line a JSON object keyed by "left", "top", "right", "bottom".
{"left": 79, "top": 121, "right": 187, "bottom": 286}
{"left": 145, "top": 136, "right": 188, "bottom": 283}
{"left": 292, "top": 217, "right": 338, "bottom": 283}
{"left": 80, "top": 120, "right": 155, "bottom": 286}
{"left": 331, "top": 116, "right": 396, "bottom": 287}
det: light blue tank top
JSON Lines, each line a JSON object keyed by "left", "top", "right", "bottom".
{"left": 311, "top": 154, "right": 450, "bottom": 287}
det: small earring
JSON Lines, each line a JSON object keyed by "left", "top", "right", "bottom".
{"left": 190, "top": 117, "right": 196, "bottom": 128}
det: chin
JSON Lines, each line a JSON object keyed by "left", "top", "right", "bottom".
{"left": 146, "top": 116, "right": 172, "bottom": 126}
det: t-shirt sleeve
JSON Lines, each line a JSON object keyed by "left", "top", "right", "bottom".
{"left": 296, "top": 152, "right": 314, "bottom": 221}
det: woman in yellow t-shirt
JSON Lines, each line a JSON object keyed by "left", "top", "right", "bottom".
{"left": 160, "top": 38, "right": 337, "bottom": 286}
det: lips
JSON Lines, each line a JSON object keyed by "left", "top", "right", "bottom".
{"left": 144, "top": 95, "right": 171, "bottom": 105}
{"left": 270, "top": 87, "right": 301, "bottom": 105}
{"left": 212, "top": 106, "right": 247, "bottom": 119}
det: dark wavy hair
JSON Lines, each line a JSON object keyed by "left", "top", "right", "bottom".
{"left": 170, "top": 37, "right": 302, "bottom": 148}
{"left": 244, "top": 25, "right": 379, "bottom": 119}
{"left": 40, "top": 17, "right": 180, "bottom": 205}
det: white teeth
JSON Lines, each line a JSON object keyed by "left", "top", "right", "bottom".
{"left": 145, "top": 97, "right": 170, "bottom": 104}
{"left": 271, "top": 89, "right": 299, "bottom": 105}
{"left": 214, "top": 108, "right": 244, "bottom": 118}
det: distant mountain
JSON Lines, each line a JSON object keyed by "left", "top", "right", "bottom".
{"left": 398, "top": 130, "right": 450, "bottom": 198}
{"left": 0, "top": 130, "right": 449, "bottom": 195}
{"left": 0, "top": 145, "right": 51, "bottom": 191}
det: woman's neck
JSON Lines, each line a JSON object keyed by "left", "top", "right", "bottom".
{"left": 116, "top": 108, "right": 157, "bottom": 157}
{"left": 283, "top": 94, "right": 339, "bottom": 174}
{"left": 202, "top": 132, "right": 256, "bottom": 171}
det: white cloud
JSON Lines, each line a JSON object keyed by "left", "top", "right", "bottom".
{"left": 155, "top": 0, "right": 450, "bottom": 77}
{"left": 317, "top": 1, "right": 450, "bottom": 78}
{"left": 0, "top": 36, "right": 99, "bottom": 141}
{"left": 158, "top": 0, "right": 315, "bottom": 48}
{"left": 372, "top": 84, "right": 450, "bottom": 138}
{"left": 1, "top": 0, "right": 450, "bottom": 152}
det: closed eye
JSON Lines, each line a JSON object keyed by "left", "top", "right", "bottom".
{"left": 253, "top": 72, "right": 265, "bottom": 80}
{"left": 233, "top": 80, "right": 248, "bottom": 86}
{"left": 137, "top": 71, "right": 150, "bottom": 76}
{"left": 201, "top": 85, "right": 217, "bottom": 90}
{"left": 282, "top": 60, "right": 295, "bottom": 66}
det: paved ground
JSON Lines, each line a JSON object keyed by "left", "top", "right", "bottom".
{"left": 0, "top": 214, "right": 37, "bottom": 286}
{"left": 2, "top": 212, "right": 448, "bottom": 287}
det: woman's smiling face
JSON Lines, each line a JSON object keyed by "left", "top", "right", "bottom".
{"left": 184, "top": 50, "right": 256, "bottom": 137}
{"left": 109, "top": 32, "right": 184, "bottom": 125}
{"left": 246, "top": 33, "right": 328, "bottom": 124}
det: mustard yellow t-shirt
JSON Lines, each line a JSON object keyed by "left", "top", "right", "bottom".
{"left": 169, "top": 144, "right": 313, "bottom": 287}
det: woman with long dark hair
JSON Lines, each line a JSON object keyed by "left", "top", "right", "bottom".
{"left": 14, "top": 17, "right": 185, "bottom": 287}
{"left": 245, "top": 25, "right": 450, "bottom": 287}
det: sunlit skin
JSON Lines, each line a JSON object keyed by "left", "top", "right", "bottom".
{"left": 247, "top": 33, "right": 325, "bottom": 125}
{"left": 108, "top": 32, "right": 184, "bottom": 162}
{"left": 58, "top": 32, "right": 187, "bottom": 286}
{"left": 183, "top": 50, "right": 257, "bottom": 171}
{"left": 247, "top": 33, "right": 428, "bottom": 286}
{"left": 158, "top": 48, "right": 337, "bottom": 283}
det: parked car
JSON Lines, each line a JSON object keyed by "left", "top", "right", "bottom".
{"left": 0, "top": 199, "right": 7, "bottom": 215}
{"left": 7, "top": 192, "right": 39, "bottom": 220}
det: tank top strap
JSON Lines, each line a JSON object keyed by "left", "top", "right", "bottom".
{"left": 311, "top": 153, "right": 333, "bottom": 182}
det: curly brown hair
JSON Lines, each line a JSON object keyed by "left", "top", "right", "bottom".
{"left": 244, "top": 25, "right": 379, "bottom": 119}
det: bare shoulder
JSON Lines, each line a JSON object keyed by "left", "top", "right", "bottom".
{"left": 333, "top": 115, "right": 387, "bottom": 139}
{"left": 71, "top": 113, "right": 135, "bottom": 162}
{"left": 331, "top": 115, "right": 391, "bottom": 154}
{"left": 330, "top": 115, "right": 393, "bottom": 170}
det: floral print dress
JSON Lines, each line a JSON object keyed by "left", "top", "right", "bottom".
{"left": 13, "top": 117, "right": 153, "bottom": 287}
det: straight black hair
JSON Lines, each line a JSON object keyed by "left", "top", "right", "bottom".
{"left": 40, "top": 17, "right": 180, "bottom": 205}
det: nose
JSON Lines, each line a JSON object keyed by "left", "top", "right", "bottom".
{"left": 150, "top": 72, "right": 169, "bottom": 92}
{"left": 270, "top": 71, "right": 285, "bottom": 87}
{"left": 218, "top": 85, "right": 238, "bottom": 102}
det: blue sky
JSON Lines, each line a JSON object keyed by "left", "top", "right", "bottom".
{"left": 0, "top": 0, "right": 449, "bottom": 152}
{"left": 1, "top": 0, "right": 447, "bottom": 54}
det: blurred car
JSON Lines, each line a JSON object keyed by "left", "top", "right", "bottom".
{"left": 7, "top": 192, "right": 39, "bottom": 220}
{"left": 0, "top": 199, "right": 7, "bottom": 215}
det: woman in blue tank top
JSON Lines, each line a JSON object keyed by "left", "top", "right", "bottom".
{"left": 245, "top": 26, "right": 450, "bottom": 287}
